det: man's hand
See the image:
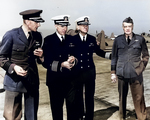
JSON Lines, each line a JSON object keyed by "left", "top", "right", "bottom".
{"left": 67, "top": 56, "right": 76, "bottom": 66}
{"left": 111, "top": 74, "right": 118, "bottom": 83}
{"left": 61, "top": 61, "right": 73, "bottom": 70}
{"left": 34, "top": 48, "right": 43, "bottom": 57}
{"left": 61, "top": 56, "right": 77, "bottom": 70}
{"left": 14, "top": 65, "right": 27, "bottom": 76}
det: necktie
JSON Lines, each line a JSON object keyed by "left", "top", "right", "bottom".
{"left": 28, "top": 32, "right": 32, "bottom": 45}
{"left": 61, "top": 36, "right": 65, "bottom": 41}
{"left": 83, "top": 36, "right": 85, "bottom": 42}
{"left": 127, "top": 36, "right": 131, "bottom": 44}
{"left": 61, "top": 36, "right": 65, "bottom": 45}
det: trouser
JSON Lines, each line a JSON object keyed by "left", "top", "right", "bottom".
{"left": 118, "top": 78, "right": 147, "bottom": 120}
{"left": 76, "top": 68, "right": 96, "bottom": 120}
{"left": 48, "top": 78, "right": 78, "bottom": 120}
{"left": 3, "top": 90, "right": 39, "bottom": 120}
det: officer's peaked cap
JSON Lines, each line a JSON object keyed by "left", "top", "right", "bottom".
{"left": 19, "top": 9, "right": 45, "bottom": 23}
{"left": 51, "top": 15, "right": 70, "bottom": 26}
{"left": 75, "top": 16, "right": 91, "bottom": 25}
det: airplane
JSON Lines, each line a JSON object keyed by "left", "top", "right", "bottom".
{"left": 96, "top": 30, "right": 114, "bottom": 52}
{"left": 141, "top": 32, "right": 150, "bottom": 43}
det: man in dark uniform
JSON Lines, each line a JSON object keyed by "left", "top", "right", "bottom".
{"left": 73, "top": 16, "right": 111, "bottom": 120}
{"left": 42, "top": 15, "right": 78, "bottom": 120}
{"left": 0, "top": 9, "right": 44, "bottom": 120}
{"left": 111, "top": 17, "right": 149, "bottom": 120}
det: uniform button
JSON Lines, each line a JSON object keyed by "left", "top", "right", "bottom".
{"left": 81, "top": 54, "right": 83, "bottom": 56}
{"left": 80, "top": 60, "right": 83, "bottom": 62}
{"left": 81, "top": 66, "right": 83, "bottom": 69}
{"left": 87, "top": 53, "right": 89, "bottom": 55}
{"left": 88, "top": 65, "right": 90, "bottom": 67}
{"left": 59, "top": 55, "right": 61, "bottom": 57}
{"left": 87, "top": 59, "right": 89, "bottom": 61}
{"left": 68, "top": 54, "right": 70, "bottom": 57}
{"left": 17, "top": 49, "right": 19, "bottom": 51}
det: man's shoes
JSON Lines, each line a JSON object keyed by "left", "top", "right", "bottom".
{"left": 79, "top": 115, "right": 85, "bottom": 120}
{"left": 0, "top": 88, "right": 5, "bottom": 93}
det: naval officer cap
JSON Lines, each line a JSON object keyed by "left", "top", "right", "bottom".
{"left": 123, "top": 17, "right": 133, "bottom": 24}
{"left": 75, "top": 16, "right": 91, "bottom": 25}
{"left": 19, "top": 9, "right": 45, "bottom": 23}
{"left": 51, "top": 15, "right": 70, "bottom": 26}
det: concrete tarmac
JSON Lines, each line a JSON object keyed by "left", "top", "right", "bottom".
{"left": 0, "top": 44, "right": 150, "bottom": 120}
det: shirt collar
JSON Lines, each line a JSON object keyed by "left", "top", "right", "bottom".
{"left": 22, "top": 24, "right": 31, "bottom": 38}
{"left": 125, "top": 33, "right": 133, "bottom": 40}
{"left": 56, "top": 31, "right": 65, "bottom": 41}
{"left": 79, "top": 33, "right": 87, "bottom": 41}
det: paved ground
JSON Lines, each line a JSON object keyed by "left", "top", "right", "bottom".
{"left": 0, "top": 43, "right": 150, "bottom": 120}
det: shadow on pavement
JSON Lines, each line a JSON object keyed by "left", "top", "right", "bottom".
{"left": 94, "top": 106, "right": 119, "bottom": 120}
{"left": 93, "top": 106, "right": 138, "bottom": 120}
{"left": 94, "top": 106, "right": 150, "bottom": 120}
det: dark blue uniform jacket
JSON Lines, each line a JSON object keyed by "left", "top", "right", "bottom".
{"left": 0, "top": 27, "right": 42, "bottom": 92}
{"left": 42, "top": 33, "right": 75, "bottom": 86}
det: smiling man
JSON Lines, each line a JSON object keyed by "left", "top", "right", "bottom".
{"left": 111, "top": 17, "right": 149, "bottom": 120}
{"left": 72, "top": 16, "right": 111, "bottom": 120}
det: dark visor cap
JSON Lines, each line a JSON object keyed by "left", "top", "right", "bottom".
{"left": 19, "top": 9, "right": 45, "bottom": 23}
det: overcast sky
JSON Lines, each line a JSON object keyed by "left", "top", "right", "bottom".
{"left": 0, "top": 0, "right": 150, "bottom": 37}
